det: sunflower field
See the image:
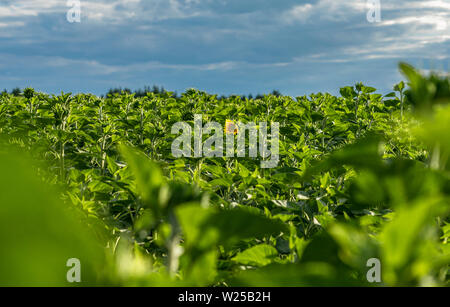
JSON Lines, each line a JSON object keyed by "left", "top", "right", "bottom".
{"left": 0, "top": 63, "right": 448, "bottom": 287}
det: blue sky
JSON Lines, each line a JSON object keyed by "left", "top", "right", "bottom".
{"left": 0, "top": 0, "right": 449, "bottom": 96}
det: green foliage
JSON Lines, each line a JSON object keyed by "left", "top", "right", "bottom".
{"left": 0, "top": 150, "right": 105, "bottom": 286}
{"left": 0, "top": 64, "right": 448, "bottom": 286}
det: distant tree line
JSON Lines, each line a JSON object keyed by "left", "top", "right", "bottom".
{"left": 106, "top": 86, "right": 283, "bottom": 100}
{"left": 2, "top": 86, "right": 283, "bottom": 100}
{"left": 105, "top": 85, "right": 173, "bottom": 98}
{"left": 1, "top": 87, "right": 21, "bottom": 96}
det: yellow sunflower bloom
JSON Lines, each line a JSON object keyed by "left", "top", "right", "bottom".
{"left": 225, "top": 120, "right": 238, "bottom": 135}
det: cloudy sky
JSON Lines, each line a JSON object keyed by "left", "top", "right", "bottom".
{"left": 0, "top": 0, "right": 448, "bottom": 96}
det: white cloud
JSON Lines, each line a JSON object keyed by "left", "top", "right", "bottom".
{"left": 0, "top": 51, "right": 295, "bottom": 78}
{"left": 0, "top": 0, "right": 65, "bottom": 18}
{"left": 282, "top": 0, "right": 449, "bottom": 65}
{"left": 0, "top": 21, "right": 25, "bottom": 28}
{"left": 0, "top": 0, "right": 210, "bottom": 25}
{"left": 283, "top": 4, "right": 314, "bottom": 23}
{"left": 378, "top": 13, "right": 449, "bottom": 31}
{"left": 282, "top": 0, "right": 366, "bottom": 24}
{"left": 382, "top": 0, "right": 450, "bottom": 10}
